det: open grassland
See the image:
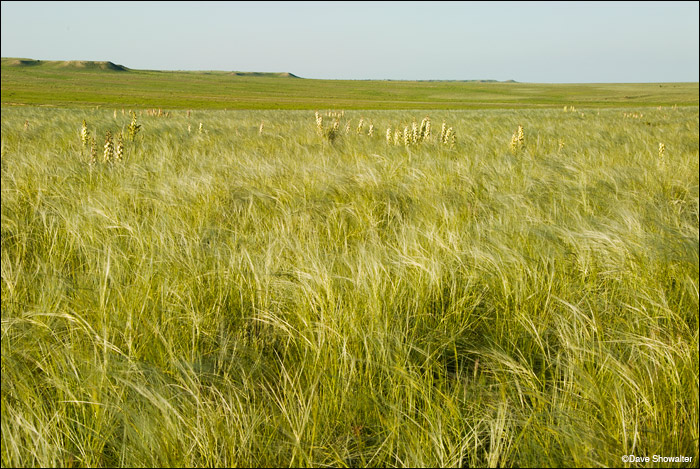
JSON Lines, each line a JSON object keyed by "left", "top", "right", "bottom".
{"left": 1, "top": 106, "right": 699, "bottom": 467}
{"left": 2, "top": 58, "right": 699, "bottom": 109}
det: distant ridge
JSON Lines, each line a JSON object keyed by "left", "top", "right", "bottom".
{"left": 4, "top": 58, "right": 42, "bottom": 67}
{"left": 56, "top": 60, "right": 130, "bottom": 71}
{"left": 2, "top": 58, "right": 130, "bottom": 71}
{"left": 382, "top": 79, "right": 518, "bottom": 83}
{"left": 1, "top": 58, "right": 300, "bottom": 77}
{"left": 229, "top": 71, "right": 300, "bottom": 78}
{"left": 3, "top": 58, "right": 510, "bottom": 81}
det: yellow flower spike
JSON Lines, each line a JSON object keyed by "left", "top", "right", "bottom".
{"left": 103, "top": 130, "right": 114, "bottom": 164}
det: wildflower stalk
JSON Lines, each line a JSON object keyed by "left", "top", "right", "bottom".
{"left": 510, "top": 125, "right": 525, "bottom": 154}
{"left": 127, "top": 111, "right": 141, "bottom": 141}
{"left": 444, "top": 127, "right": 456, "bottom": 148}
{"left": 315, "top": 112, "right": 324, "bottom": 136}
{"left": 517, "top": 125, "right": 524, "bottom": 146}
{"left": 80, "top": 120, "right": 90, "bottom": 148}
{"left": 115, "top": 133, "right": 124, "bottom": 163}
{"left": 89, "top": 136, "right": 97, "bottom": 167}
{"left": 419, "top": 117, "right": 430, "bottom": 141}
{"left": 103, "top": 130, "right": 114, "bottom": 164}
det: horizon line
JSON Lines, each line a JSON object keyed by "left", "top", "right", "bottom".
{"left": 3, "top": 56, "right": 699, "bottom": 85}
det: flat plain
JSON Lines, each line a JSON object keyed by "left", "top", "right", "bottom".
{"left": 1, "top": 60, "right": 698, "bottom": 467}
{"left": 2, "top": 58, "right": 699, "bottom": 109}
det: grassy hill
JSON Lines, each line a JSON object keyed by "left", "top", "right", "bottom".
{"left": 3, "top": 58, "right": 130, "bottom": 71}
{"left": 2, "top": 57, "right": 698, "bottom": 110}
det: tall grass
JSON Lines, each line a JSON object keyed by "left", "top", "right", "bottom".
{"left": 1, "top": 106, "right": 698, "bottom": 467}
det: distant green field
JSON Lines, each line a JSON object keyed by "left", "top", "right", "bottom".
{"left": 2, "top": 58, "right": 698, "bottom": 109}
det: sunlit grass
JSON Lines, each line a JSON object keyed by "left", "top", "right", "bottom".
{"left": 1, "top": 106, "right": 698, "bottom": 467}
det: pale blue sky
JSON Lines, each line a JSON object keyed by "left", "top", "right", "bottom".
{"left": 1, "top": 1, "right": 698, "bottom": 82}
